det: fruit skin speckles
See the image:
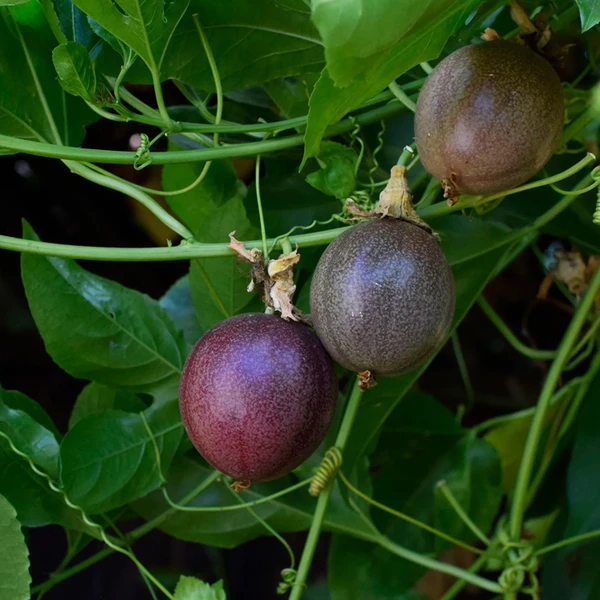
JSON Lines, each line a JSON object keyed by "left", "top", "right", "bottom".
{"left": 179, "top": 312, "right": 338, "bottom": 482}
{"left": 415, "top": 40, "right": 564, "bottom": 196}
{"left": 310, "top": 219, "right": 455, "bottom": 377}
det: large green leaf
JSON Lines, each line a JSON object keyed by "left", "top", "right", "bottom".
{"left": 21, "top": 222, "right": 187, "bottom": 399}
{"left": 311, "top": 0, "right": 457, "bottom": 86}
{"left": 164, "top": 158, "right": 261, "bottom": 331}
{"left": 69, "top": 382, "right": 147, "bottom": 429}
{"left": 0, "top": 494, "right": 30, "bottom": 600}
{"left": 0, "top": 392, "right": 60, "bottom": 478}
{"left": 303, "top": 0, "right": 479, "bottom": 162}
{"left": 0, "top": 388, "right": 78, "bottom": 527}
{"left": 134, "top": 455, "right": 374, "bottom": 547}
{"left": 159, "top": 275, "right": 203, "bottom": 345}
{"left": 576, "top": 0, "right": 600, "bottom": 31}
{"left": 60, "top": 401, "right": 183, "bottom": 514}
{"left": 0, "top": 3, "right": 96, "bottom": 143}
{"left": 71, "top": 0, "right": 189, "bottom": 74}
{"left": 156, "top": 0, "right": 323, "bottom": 91}
{"left": 330, "top": 393, "right": 501, "bottom": 598}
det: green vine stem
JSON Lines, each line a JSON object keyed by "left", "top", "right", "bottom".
{"left": 439, "top": 554, "right": 488, "bottom": 600}
{"left": 509, "top": 263, "right": 600, "bottom": 540}
{"left": 0, "top": 100, "right": 408, "bottom": 164}
{"left": 337, "top": 470, "right": 483, "bottom": 555}
{"left": 537, "top": 527, "right": 600, "bottom": 556}
{"left": 288, "top": 379, "right": 364, "bottom": 600}
{"left": 436, "top": 480, "right": 491, "bottom": 546}
{"left": 1, "top": 163, "right": 596, "bottom": 263}
{"left": 388, "top": 81, "right": 417, "bottom": 112}
{"left": 477, "top": 297, "right": 557, "bottom": 361}
{"left": 451, "top": 332, "right": 475, "bottom": 414}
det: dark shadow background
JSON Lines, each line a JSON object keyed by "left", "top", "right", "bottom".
{"left": 0, "top": 88, "right": 578, "bottom": 600}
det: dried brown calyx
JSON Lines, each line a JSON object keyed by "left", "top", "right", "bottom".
{"left": 228, "top": 233, "right": 306, "bottom": 322}
{"left": 344, "top": 166, "right": 435, "bottom": 236}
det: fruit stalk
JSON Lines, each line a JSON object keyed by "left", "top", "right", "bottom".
{"left": 288, "top": 379, "right": 364, "bottom": 600}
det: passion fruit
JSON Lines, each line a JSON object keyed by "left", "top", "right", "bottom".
{"left": 414, "top": 40, "right": 564, "bottom": 196}
{"left": 310, "top": 218, "right": 455, "bottom": 377}
{"left": 179, "top": 313, "right": 337, "bottom": 482}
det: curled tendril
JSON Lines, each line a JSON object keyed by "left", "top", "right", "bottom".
{"left": 133, "top": 133, "right": 153, "bottom": 171}
{"left": 368, "top": 120, "right": 386, "bottom": 186}
{"left": 309, "top": 447, "right": 343, "bottom": 496}
{"left": 348, "top": 116, "right": 365, "bottom": 177}
{"left": 276, "top": 567, "right": 299, "bottom": 595}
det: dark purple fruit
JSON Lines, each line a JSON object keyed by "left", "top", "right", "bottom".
{"left": 310, "top": 219, "right": 455, "bottom": 376}
{"left": 179, "top": 313, "right": 337, "bottom": 481}
{"left": 415, "top": 40, "right": 564, "bottom": 196}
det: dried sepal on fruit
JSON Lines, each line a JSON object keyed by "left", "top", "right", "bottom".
{"left": 228, "top": 232, "right": 304, "bottom": 321}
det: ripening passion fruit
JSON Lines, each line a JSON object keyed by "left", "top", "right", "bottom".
{"left": 310, "top": 218, "right": 455, "bottom": 377}
{"left": 414, "top": 40, "right": 564, "bottom": 196}
{"left": 179, "top": 313, "right": 337, "bottom": 482}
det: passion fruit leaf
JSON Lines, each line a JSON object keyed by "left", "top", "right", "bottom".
{"left": 263, "top": 73, "right": 320, "bottom": 119}
{"left": 0, "top": 385, "right": 59, "bottom": 439}
{"left": 0, "top": 6, "right": 96, "bottom": 143}
{"left": 60, "top": 401, "right": 182, "bottom": 514}
{"left": 69, "top": 382, "right": 146, "bottom": 429}
{"left": 52, "top": 41, "right": 96, "bottom": 101}
{"left": 0, "top": 389, "right": 79, "bottom": 527}
{"left": 164, "top": 157, "right": 262, "bottom": 331}
{"left": 0, "top": 494, "right": 30, "bottom": 600}
{"left": 52, "top": 0, "right": 93, "bottom": 47}
{"left": 21, "top": 222, "right": 188, "bottom": 400}
{"left": 311, "top": 0, "right": 459, "bottom": 87}
{"left": 174, "top": 576, "right": 226, "bottom": 600}
{"left": 330, "top": 393, "right": 501, "bottom": 598}
{"left": 302, "top": 0, "right": 479, "bottom": 162}
{"left": 159, "top": 275, "right": 203, "bottom": 345}
{"left": 0, "top": 394, "right": 60, "bottom": 478}
{"left": 576, "top": 0, "right": 600, "bottom": 32}
{"left": 305, "top": 141, "right": 357, "bottom": 198}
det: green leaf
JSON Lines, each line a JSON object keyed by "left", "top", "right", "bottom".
{"left": 263, "top": 74, "right": 319, "bottom": 119}
{"left": 52, "top": 41, "right": 96, "bottom": 100}
{"left": 134, "top": 455, "right": 373, "bottom": 547}
{"left": 174, "top": 576, "right": 226, "bottom": 600}
{"left": 21, "top": 222, "right": 187, "bottom": 399}
{"left": 305, "top": 141, "right": 357, "bottom": 199}
{"left": 0, "top": 385, "right": 60, "bottom": 439}
{"left": 343, "top": 233, "right": 513, "bottom": 472}
{"left": 0, "top": 0, "right": 30, "bottom": 5}
{"left": 331, "top": 393, "right": 501, "bottom": 598}
{"left": 0, "top": 494, "right": 30, "bottom": 600}
{"left": 0, "top": 388, "right": 79, "bottom": 527}
{"left": 0, "top": 392, "right": 60, "bottom": 478}
{"left": 71, "top": 0, "right": 189, "bottom": 74}
{"left": 52, "top": 0, "right": 94, "bottom": 47}
{"left": 159, "top": 275, "right": 202, "bottom": 345}
{"left": 576, "top": 0, "right": 600, "bottom": 31}
{"left": 164, "top": 157, "right": 261, "bottom": 331}
{"left": 152, "top": 0, "right": 323, "bottom": 91}
{"left": 69, "top": 382, "right": 147, "bottom": 429}
{"left": 303, "top": 1, "right": 479, "bottom": 162}
{"left": 564, "top": 372, "right": 600, "bottom": 537}
{"left": 60, "top": 401, "right": 183, "bottom": 514}
{"left": 311, "top": 0, "right": 441, "bottom": 86}
{"left": 0, "top": 4, "right": 96, "bottom": 143}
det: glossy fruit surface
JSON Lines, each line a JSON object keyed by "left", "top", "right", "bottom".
{"left": 414, "top": 40, "right": 564, "bottom": 195}
{"left": 179, "top": 313, "right": 337, "bottom": 481}
{"left": 310, "top": 219, "right": 455, "bottom": 376}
